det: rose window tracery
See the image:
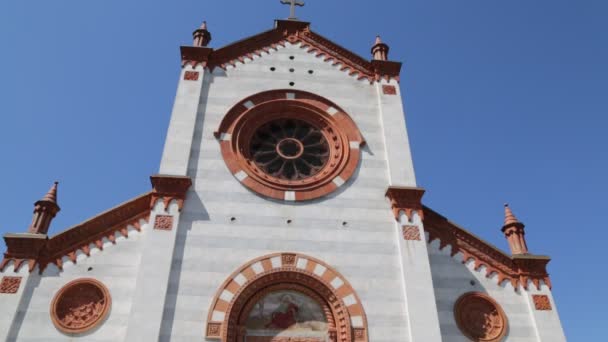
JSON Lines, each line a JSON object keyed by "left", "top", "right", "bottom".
{"left": 249, "top": 118, "right": 329, "bottom": 180}
{"left": 50, "top": 278, "right": 111, "bottom": 334}
{"left": 216, "top": 90, "right": 365, "bottom": 201}
{"left": 454, "top": 292, "right": 507, "bottom": 342}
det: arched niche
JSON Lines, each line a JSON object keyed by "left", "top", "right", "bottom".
{"left": 206, "top": 253, "right": 368, "bottom": 342}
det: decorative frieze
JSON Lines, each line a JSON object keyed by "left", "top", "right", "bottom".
{"left": 0, "top": 276, "right": 22, "bottom": 294}
{"left": 1, "top": 175, "right": 191, "bottom": 274}
{"left": 180, "top": 20, "right": 401, "bottom": 83}
{"left": 533, "top": 295, "right": 552, "bottom": 311}
{"left": 424, "top": 207, "right": 552, "bottom": 291}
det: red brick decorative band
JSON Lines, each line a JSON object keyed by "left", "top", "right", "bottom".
{"left": 216, "top": 90, "right": 364, "bottom": 201}
{"left": 50, "top": 278, "right": 111, "bottom": 334}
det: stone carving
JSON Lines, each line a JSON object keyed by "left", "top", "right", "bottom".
{"left": 353, "top": 328, "right": 366, "bottom": 340}
{"left": 382, "top": 85, "right": 397, "bottom": 95}
{"left": 282, "top": 253, "right": 297, "bottom": 266}
{"left": 154, "top": 215, "right": 174, "bottom": 230}
{"left": 184, "top": 71, "right": 200, "bottom": 81}
{"left": 533, "top": 295, "right": 552, "bottom": 311}
{"left": 402, "top": 225, "right": 421, "bottom": 241}
{"left": 454, "top": 292, "right": 507, "bottom": 342}
{"left": 207, "top": 322, "right": 222, "bottom": 337}
{"left": 0, "top": 276, "right": 22, "bottom": 294}
{"left": 51, "top": 278, "right": 111, "bottom": 334}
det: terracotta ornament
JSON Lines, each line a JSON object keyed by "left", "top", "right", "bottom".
{"left": 454, "top": 292, "right": 507, "bottom": 342}
{"left": 181, "top": 20, "right": 401, "bottom": 83}
{"left": 216, "top": 89, "right": 364, "bottom": 201}
{"left": 184, "top": 71, "right": 200, "bottom": 81}
{"left": 0, "top": 276, "right": 22, "bottom": 294}
{"left": 532, "top": 295, "right": 552, "bottom": 311}
{"left": 154, "top": 215, "right": 174, "bottom": 231}
{"left": 50, "top": 278, "right": 111, "bottom": 334}
{"left": 206, "top": 252, "right": 368, "bottom": 341}
{"left": 402, "top": 226, "right": 422, "bottom": 241}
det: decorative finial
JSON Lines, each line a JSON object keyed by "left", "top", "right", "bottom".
{"left": 371, "top": 35, "right": 390, "bottom": 61}
{"left": 280, "top": 0, "right": 305, "bottom": 20}
{"left": 41, "top": 181, "right": 59, "bottom": 203}
{"left": 501, "top": 203, "right": 529, "bottom": 255}
{"left": 193, "top": 20, "right": 212, "bottom": 47}
{"left": 27, "top": 181, "right": 61, "bottom": 235}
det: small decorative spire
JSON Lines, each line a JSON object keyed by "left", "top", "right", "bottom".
{"left": 501, "top": 203, "right": 529, "bottom": 255}
{"left": 371, "top": 35, "right": 390, "bottom": 61}
{"left": 28, "top": 181, "right": 61, "bottom": 235}
{"left": 504, "top": 203, "right": 520, "bottom": 226}
{"left": 42, "top": 181, "right": 59, "bottom": 203}
{"left": 193, "top": 20, "right": 212, "bottom": 47}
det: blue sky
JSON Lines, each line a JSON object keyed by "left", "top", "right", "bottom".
{"left": 1, "top": 1, "right": 606, "bottom": 339}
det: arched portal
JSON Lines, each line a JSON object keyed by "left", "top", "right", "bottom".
{"left": 206, "top": 253, "right": 368, "bottom": 342}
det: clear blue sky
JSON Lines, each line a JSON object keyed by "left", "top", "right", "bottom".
{"left": 1, "top": 1, "right": 606, "bottom": 340}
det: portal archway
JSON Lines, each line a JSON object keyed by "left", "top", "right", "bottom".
{"left": 206, "top": 253, "right": 368, "bottom": 342}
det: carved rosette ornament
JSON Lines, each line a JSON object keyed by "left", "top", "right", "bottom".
{"left": 50, "top": 278, "right": 111, "bottom": 334}
{"left": 216, "top": 90, "right": 364, "bottom": 201}
{"left": 454, "top": 292, "right": 507, "bottom": 342}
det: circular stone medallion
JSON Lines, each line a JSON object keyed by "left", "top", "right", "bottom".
{"left": 50, "top": 278, "right": 111, "bottom": 334}
{"left": 454, "top": 292, "right": 507, "bottom": 342}
{"left": 216, "top": 90, "right": 365, "bottom": 201}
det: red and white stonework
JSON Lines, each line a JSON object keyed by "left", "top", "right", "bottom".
{"left": 0, "top": 16, "right": 565, "bottom": 342}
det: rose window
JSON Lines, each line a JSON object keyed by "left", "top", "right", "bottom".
{"left": 216, "top": 90, "right": 364, "bottom": 201}
{"left": 249, "top": 119, "right": 329, "bottom": 181}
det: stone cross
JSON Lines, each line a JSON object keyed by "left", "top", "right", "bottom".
{"left": 280, "top": 0, "right": 305, "bottom": 20}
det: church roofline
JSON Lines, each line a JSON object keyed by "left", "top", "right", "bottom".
{"left": 423, "top": 206, "right": 552, "bottom": 291}
{"left": 1, "top": 175, "right": 192, "bottom": 274}
{"left": 180, "top": 19, "right": 402, "bottom": 83}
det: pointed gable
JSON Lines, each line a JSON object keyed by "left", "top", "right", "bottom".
{"left": 181, "top": 20, "right": 401, "bottom": 83}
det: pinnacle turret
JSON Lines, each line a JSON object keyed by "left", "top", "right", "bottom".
{"left": 27, "top": 181, "right": 61, "bottom": 235}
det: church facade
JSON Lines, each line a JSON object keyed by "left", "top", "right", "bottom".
{"left": 0, "top": 16, "right": 566, "bottom": 342}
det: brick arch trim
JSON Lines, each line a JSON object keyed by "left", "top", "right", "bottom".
{"left": 205, "top": 252, "right": 369, "bottom": 342}
{"left": 215, "top": 89, "right": 365, "bottom": 201}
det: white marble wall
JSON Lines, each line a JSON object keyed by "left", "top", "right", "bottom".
{"left": 159, "top": 42, "right": 414, "bottom": 341}
{"left": 4, "top": 221, "right": 148, "bottom": 341}
{"left": 427, "top": 237, "right": 564, "bottom": 342}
